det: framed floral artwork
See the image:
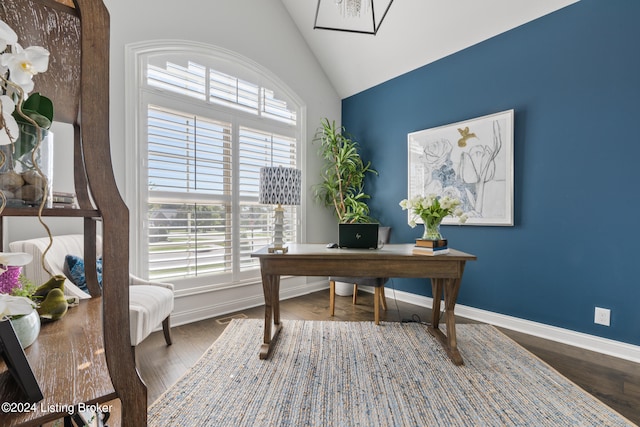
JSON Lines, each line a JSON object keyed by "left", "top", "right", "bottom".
{"left": 407, "top": 109, "right": 514, "bottom": 226}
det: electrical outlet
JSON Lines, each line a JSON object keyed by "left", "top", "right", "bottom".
{"left": 594, "top": 307, "right": 610, "bottom": 326}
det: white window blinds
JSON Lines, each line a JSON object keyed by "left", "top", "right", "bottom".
{"left": 141, "top": 53, "right": 300, "bottom": 283}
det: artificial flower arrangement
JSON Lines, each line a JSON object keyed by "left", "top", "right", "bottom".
{"left": 0, "top": 18, "right": 53, "bottom": 208}
{"left": 399, "top": 193, "right": 468, "bottom": 240}
{"left": 0, "top": 252, "right": 36, "bottom": 319}
{"left": 0, "top": 252, "right": 71, "bottom": 322}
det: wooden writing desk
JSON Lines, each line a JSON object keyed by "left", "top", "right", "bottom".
{"left": 0, "top": 298, "right": 116, "bottom": 426}
{"left": 251, "top": 243, "right": 476, "bottom": 365}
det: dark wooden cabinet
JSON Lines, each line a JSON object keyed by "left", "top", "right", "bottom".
{"left": 0, "top": 1, "right": 146, "bottom": 425}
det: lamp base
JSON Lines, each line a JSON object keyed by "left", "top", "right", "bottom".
{"left": 267, "top": 245, "right": 289, "bottom": 254}
{"left": 267, "top": 204, "right": 289, "bottom": 254}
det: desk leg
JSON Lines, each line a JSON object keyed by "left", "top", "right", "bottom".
{"left": 430, "top": 278, "right": 443, "bottom": 328}
{"left": 260, "top": 271, "right": 282, "bottom": 360}
{"left": 428, "top": 277, "right": 464, "bottom": 366}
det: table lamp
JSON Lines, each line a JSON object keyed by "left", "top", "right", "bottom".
{"left": 259, "top": 166, "right": 301, "bottom": 253}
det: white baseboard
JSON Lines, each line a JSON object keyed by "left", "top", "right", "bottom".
{"left": 382, "top": 287, "right": 640, "bottom": 364}
{"left": 168, "top": 281, "right": 640, "bottom": 364}
{"left": 169, "top": 277, "right": 328, "bottom": 327}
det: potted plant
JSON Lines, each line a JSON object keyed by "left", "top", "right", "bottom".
{"left": 313, "top": 118, "right": 377, "bottom": 295}
{"left": 0, "top": 252, "right": 40, "bottom": 348}
{"left": 313, "top": 118, "right": 377, "bottom": 224}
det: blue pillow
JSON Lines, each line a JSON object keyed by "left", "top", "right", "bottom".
{"left": 63, "top": 255, "right": 103, "bottom": 293}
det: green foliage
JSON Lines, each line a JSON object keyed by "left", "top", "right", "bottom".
{"left": 11, "top": 92, "right": 54, "bottom": 159}
{"left": 313, "top": 118, "right": 377, "bottom": 223}
{"left": 15, "top": 92, "right": 54, "bottom": 129}
{"left": 10, "top": 273, "right": 37, "bottom": 299}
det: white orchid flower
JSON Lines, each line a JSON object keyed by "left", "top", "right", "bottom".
{"left": 0, "top": 44, "right": 50, "bottom": 94}
{"left": 0, "top": 252, "right": 33, "bottom": 274}
{"left": 0, "top": 19, "right": 18, "bottom": 52}
{"left": 0, "top": 294, "right": 36, "bottom": 319}
{"left": 0, "top": 251, "right": 33, "bottom": 267}
{"left": 0, "top": 95, "right": 20, "bottom": 145}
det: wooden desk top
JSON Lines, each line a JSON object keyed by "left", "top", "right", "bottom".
{"left": 252, "top": 243, "right": 476, "bottom": 259}
{"left": 252, "top": 244, "right": 476, "bottom": 278}
{"left": 0, "top": 298, "right": 116, "bottom": 426}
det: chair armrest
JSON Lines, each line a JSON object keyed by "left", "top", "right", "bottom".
{"left": 128, "top": 273, "right": 174, "bottom": 291}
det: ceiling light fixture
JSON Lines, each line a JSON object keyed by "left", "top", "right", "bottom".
{"left": 314, "top": 0, "right": 394, "bottom": 35}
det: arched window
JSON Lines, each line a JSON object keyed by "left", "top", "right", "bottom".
{"left": 126, "top": 41, "right": 303, "bottom": 287}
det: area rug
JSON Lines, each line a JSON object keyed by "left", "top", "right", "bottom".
{"left": 148, "top": 319, "right": 635, "bottom": 426}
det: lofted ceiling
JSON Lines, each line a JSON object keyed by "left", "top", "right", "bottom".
{"left": 281, "top": 0, "right": 579, "bottom": 99}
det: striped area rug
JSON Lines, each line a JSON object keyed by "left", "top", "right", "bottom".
{"left": 148, "top": 319, "right": 634, "bottom": 426}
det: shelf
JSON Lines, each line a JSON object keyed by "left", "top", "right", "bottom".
{"left": 0, "top": 208, "right": 100, "bottom": 218}
{"left": 0, "top": 298, "right": 116, "bottom": 426}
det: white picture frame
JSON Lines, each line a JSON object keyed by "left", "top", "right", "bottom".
{"left": 407, "top": 109, "right": 514, "bottom": 226}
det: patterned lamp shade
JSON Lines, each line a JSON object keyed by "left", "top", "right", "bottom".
{"left": 259, "top": 166, "right": 301, "bottom": 206}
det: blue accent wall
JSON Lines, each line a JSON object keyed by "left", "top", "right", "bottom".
{"left": 342, "top": 0, "right": 640, "bottom": 345}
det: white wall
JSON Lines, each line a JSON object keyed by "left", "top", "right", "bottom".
{"left": 5, "top": 0, "right": 341, "bottom": 324}
{"left": 104, "top": 0, "right": 340, "bottom": 245}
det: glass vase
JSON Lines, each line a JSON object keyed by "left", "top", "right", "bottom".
{"left": 0, "top": 122, "right": 53, "bottom": 208}
{"left": 421, "top": 218, "right": 443, "bottom": 240}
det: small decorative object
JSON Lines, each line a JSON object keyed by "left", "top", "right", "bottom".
{"left": 31, "top": 274, "right": 69, "bottom": 321}
{"left": 0, "top": 18, "right": 54, "bottom": 210}
{"left": 36, "top": 286, "right": 68, "bottom": 321}
{"left": 259, "top": 166, "right": 301, "bottom": 253}
{"left": 399, "top": 194, "right": 467, "bottom": 240}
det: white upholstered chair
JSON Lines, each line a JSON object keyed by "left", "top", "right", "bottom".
{"left": 9, "top": 234, "right": 174, "bottom": 346}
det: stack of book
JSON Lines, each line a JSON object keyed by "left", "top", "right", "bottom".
{"left": 51, "top": 191, "right": 77, "bottom": 209}
{"left": 412, "top": 238, "right": 449, "bottom": 256}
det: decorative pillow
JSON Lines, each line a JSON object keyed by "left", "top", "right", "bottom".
{"left": 63, "top": 255, "right": 103, "bottom": 293}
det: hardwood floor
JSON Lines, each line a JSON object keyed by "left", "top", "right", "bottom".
{"left": 137, "top": 289, "right": 640, "bottom": 425}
